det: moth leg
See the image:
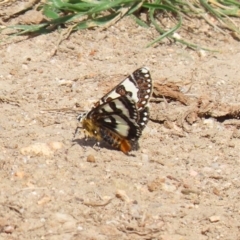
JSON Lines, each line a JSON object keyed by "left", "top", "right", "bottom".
{"left": 93, "top": 141, "right": 101, "bottom": 151}
{"left": 73, "top": 118, "right": 85, "bottom": 141}
{"left": 73, "top": 126, "right": 80, "bottom": 141}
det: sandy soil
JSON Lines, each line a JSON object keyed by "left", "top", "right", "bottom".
{"left": 1, "top": 5, "right": 240, "bottom": 240}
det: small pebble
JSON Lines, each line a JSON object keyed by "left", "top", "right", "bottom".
{"left": 20, "top": 142, "right": 53, "bottom": 156}
{"left": 116, "top": 189, "right": 132, "bottom": 203}
{"left": 54, "top": 212, "right": 75, "bottom": 223}
{"left": 209, "top": 215, "right": 220, "bottom": 222}
{"left": 87, "top": 154, "right": 96, "bottom": 163}
{"left": 14, "top": 171, "right": 25, "bottom": 179}
{"left": 189, "top": 170, "right": 198, "bottom": 177}
{"left": 203, "top": 118, "right": 214, "bottom": 128}
{"left": 147, "top": 177, "right": 164, "bottom": 192}
{"left": 37, "top": 196, "right": 51, "bottom": 205}
{"left": 48, "top": 141, "right": 63, "bottom": 150}
{"left": 198, "top": 49, "right": 207, "bottom": 58}
{"left": 3, "top": 225, "right": 14, "bottom": 233}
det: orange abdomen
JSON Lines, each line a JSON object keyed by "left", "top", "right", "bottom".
{"left": 120, "top": 139, "right": 131, "bottom": 154}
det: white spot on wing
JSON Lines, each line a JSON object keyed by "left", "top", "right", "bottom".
{"left": 141, "top": 67, "right": 149, "bottom": 73}
{"left": 104, "top": 118, "right": 112, "bottom": 123}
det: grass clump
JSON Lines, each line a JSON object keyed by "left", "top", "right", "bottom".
{"left": 1, "top": 0, "right": 240, "bottom": 50}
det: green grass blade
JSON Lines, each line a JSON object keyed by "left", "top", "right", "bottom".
{"left": 43, "top": 5, "right": 60, "bottom": 19}
{"left": 142, "top": 2, "right": 178, "bottom": 13}
{"left": 131, "top": 15, "right": 149, "bottom": 28}
{"left": 146, "top": 16, "right": 182, "bottom": 47}
{"left": 2, "top": 0, "right": 240, "bottom": 50}
{"left": 127, "top": 1, "right": 144, "bottom": 15}
{"left": 8, "top": 23, "right": 49, "bottom": 34}
{"left": 73, "top": 12, "right": 120, "bottom": 29}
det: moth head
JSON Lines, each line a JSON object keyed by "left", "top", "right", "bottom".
{"left": 81, "top": 118, "right": 101, "bottom": 141}
{"left": 74, "top": 112, "right": 94, "bottom": 140}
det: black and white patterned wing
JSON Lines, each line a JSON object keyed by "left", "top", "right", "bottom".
{"left": 84, "top": 95, "right": 141, "bottom": 140}
{"left": 98, "top": 67, "right": 153, "bottom": 111}
{"left": 81, "top": 95, "right": 141, "bottom": 153}
{"left": 75, "top": 67, "right": 153, "bottom": 153}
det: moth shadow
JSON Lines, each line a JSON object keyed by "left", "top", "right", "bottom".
{"left": 73, "top": 138, "right": 97, "bottom": 148}
{"left": 72, "top": 137, "right": 117, "bottom": 152}
{"left": 72, "top": 137, "right": 138, "bottom": 156}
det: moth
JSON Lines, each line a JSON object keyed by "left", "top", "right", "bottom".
{"left": 75, "top": 67, "right": 153, "bottom": 154}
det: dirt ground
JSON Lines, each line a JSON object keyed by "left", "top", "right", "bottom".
{"left": 1, "top": 5, "right": 240, "bottom": 240}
